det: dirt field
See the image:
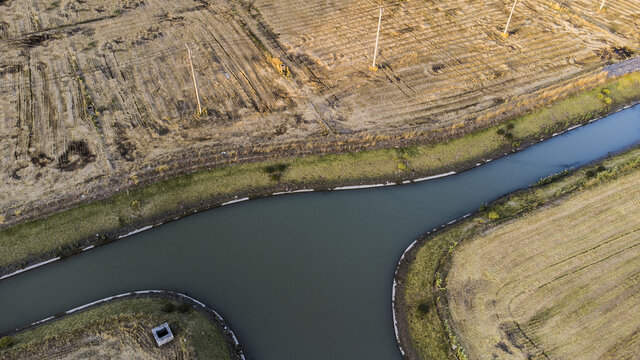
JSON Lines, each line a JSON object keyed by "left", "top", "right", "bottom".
{"left": 1, "top": 0, "right": 638, "bottom": 226}
{"left": 446, "top": 166, "right": 640, "bottom": 359}
{"left": 0, "top": 297, "right": 234, "bottom": 360}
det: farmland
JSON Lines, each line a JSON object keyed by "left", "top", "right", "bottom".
{"left": 0, "top": 297, "right": 234, "bottom": 360}
{"left": 1, "top": 0, "right": 639, "bottom": 228}
{"left": 446, "top": 162, "right": 640, "bottom": 359}
{"left": 395, "top": 147, "right": 640, "bottom": 360}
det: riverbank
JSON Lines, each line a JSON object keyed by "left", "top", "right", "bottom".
{"left": 1, "top": 71, "right": 640, "bottom": 277}
{"left": 0, "top": 291, "right": 244, "bottom": 360}
{"left": 393, "top": 144, "right": 640, "bottom": 359}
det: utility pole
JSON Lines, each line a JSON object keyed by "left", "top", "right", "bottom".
{"left": 503, "top": 0, "right": 518, "bottom": 37}
{"left": 598, "top": 0, "right": 605, "bottom": 11}
{"left": 186, "top": 44, "right": 203, "bottom": 116}
{"left": 371, "top": 7, "right": 383, "bottom": 71}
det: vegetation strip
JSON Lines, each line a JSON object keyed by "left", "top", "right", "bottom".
{"left": 0, "top": 290, "right": 245, "bottom": 360}
{"left": 393, "top": 145, "right": 640, "bottom": 359}
{"left": 1, "top": 72, "right": 640, "bottom": 278}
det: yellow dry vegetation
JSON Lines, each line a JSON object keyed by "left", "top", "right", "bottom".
{"left": 447, "top": 167, "right": 640, "bottom": 359}
{"left": 1, "top": 0, "right": 639, "bottom": 229}
{"left": 0, "top": 298, "right": 232, "bottom": 360}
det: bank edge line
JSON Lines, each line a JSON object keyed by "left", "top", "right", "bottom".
{"left": 21, "top": 290, "right": 246, "bottom": 360}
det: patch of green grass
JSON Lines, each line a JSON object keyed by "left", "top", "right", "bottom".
{"left": 1, "top": 297, "right": 232, "bottom": 359}
{"left": 399, "top": 146, "right": 640, "bottom": 359}
{"left": 1, "top": 73, "right": 640, "bottom": 272}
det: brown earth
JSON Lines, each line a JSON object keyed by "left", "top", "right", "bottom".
{"left": 1, "top": 0, "right": 638, "bottom": 227}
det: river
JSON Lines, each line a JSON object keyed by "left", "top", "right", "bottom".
{"left": 1, "top": 104, "right": 639, "bottom": 359}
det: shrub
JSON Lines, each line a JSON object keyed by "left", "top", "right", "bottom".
{"left": 162, "top": 303, "right": 175, "bottom": 313}
{"left": 417, "top": 302, "right": 430, "bottom": 315}
{"left": 534, "top": 169, "right": 570, "bottom": 186}
{"left": 177, "top": 302, "right": 191, "bottom": 313}
{"left": 263, "top": 163, "right": 288, "bottom": 174}
{"left": 0, "top": 336, "right": 13, "bottom": 349}
{"left": 435, "top": 273, "right": 446, "bottom": 291}
{"left": 586, "top": 164, "right": 606, "bottom": 178}
{"left": 488, "top": 211, "right": 500, "bottom": 219}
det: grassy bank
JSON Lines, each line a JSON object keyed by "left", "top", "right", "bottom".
{"left": 1, "top": 72, "right": 640, "bottom": 275}
{"left": 395, "top": 145, "right": 640, "bottom": 359}
{"left": 0, "top": 297, "right": 233, "bottom": 359}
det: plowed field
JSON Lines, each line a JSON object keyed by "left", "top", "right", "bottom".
{"left": 1, "top": 0, "right": 638, "bottom": 225}
{"left": 447, "top": 168, "right": 640, "bottom": 359}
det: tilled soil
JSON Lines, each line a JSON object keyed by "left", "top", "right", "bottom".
{"left": 1, "top": 0, "right": 638, "bottom": 228}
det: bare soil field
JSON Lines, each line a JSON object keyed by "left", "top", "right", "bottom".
{"left": 1, "top": 0, "right": 638, "bottom": 227}
{"left": 447, "top": 165, "right": 640, "bottom": 359}
{"left": 0, "top": 297, "right": 234, "bottom": 360}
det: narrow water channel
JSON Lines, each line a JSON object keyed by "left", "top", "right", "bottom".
{"left": 1, "top": 105, "right": 639, "bottom": 360}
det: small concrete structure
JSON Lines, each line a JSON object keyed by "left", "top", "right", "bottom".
{"left": 152, "top": 322, "right": 174, "bottom": 346}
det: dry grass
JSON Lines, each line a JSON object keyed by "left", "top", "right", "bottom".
{"left": 0, "top": 297, "right": 232, "bottom": 360}
{"left": 447, "top": 165, "right": 640, "bottom": 359}
{"left": 398, "top": 146, "right": 640, "bottom": 360}
{"left": 2, "top": 73, "right": 640, "bottom": 273}
{"left": 1, "top": 0, "right": 639, "bottom": 230}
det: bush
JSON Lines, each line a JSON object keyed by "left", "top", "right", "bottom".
{"left": 585, "top": 164, "right": 606, "bottom": 178}
{"left": 417, "top": 302, "right": 430, "bottom": 315}
{"left": 488, "top": 211, "right": 500, "bottom": 219}
{"left": 0, "top": 336, "right": 13, "bottom": 349}
{"left": 177, "top": 302, "right": 191, "bottom": 313}
{"left": 534, "top": 169, "right": 570, "bottom": 186}
{"left": 263, "top": 163, "right": 288, "bottom": 174}
{"left": 162, "top": 303, "right": 175, "bottom": 313}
